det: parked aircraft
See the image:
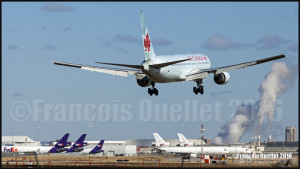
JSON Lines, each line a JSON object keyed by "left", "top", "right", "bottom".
{"left": 81, "top": 140, "right": 105, "bottom": 154}
{"left": 177, "top": 133, "right": 194, "bottom": 147}
{"left": 2, "top": 133, "right": 71, "bottom": 153}
{"left": 53, "top": 10, "right": 285, "bottom": 96}
{"left": 159, "top": 146, "right": 252, "bottom": 158}
{"left": 66, "top": 134, "right": 88, "bottom": 153}
{"left": 152, "top": 133, "right": 170, "bottom": 147}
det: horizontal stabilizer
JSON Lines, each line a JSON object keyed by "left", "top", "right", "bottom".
{"left": 95, "top": 62, "right": 142, "bottom": 69}
{"left": 149, "top": 59, "right": 190, "bottom": 69}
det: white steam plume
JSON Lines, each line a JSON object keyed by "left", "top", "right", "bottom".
{"left": 257, "top": 62, "right": 291, "bottom": 127}
{"left": 213, "top": 62, "right": 296, "bottom": 145}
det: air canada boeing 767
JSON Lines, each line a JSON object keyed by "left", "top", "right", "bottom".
{"left": 53, "top": 10, "right": 285, "bottom": 96}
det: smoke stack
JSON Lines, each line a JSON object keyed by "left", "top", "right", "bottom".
{"left": 201, "top": 124, "right": 205, "bottom": 140}
{"left": 268, "top": 135, "right": 272, "bottom": 142}
{"left": 258, "top": 135, "right": 261, "bottom": 146}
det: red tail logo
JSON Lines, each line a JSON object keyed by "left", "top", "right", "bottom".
{"left": 144, "top": 33, "right": 151, "bottom": 52}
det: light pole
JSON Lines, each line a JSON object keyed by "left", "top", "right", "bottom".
{"left": 38, "top": 127, "right": 40, "bottom": 146}
{"left": 12, "top": 126, "right": 14, "bottom": 145}
{"left": 201, "top": 124, "right": 205, "bottom": 159}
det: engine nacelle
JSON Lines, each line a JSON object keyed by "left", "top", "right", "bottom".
{"left": 214, "top": 72, "right": 230, "bottom": 85}
{"left": 137, "top": 75, "right": 151, "bottom": 87}
{"left": 190, "top": 154, "right": 197, "bottom": 158}
{"left": 176, "top": 143, "right": 185, "bottom": 147}
{"left": 152, "top": 142, "right": 170, "bottom": 147}
{"left": 152, "top": 143, "right": 161, "bottom": 147}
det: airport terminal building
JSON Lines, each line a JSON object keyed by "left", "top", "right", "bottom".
{"left": 2, "top": 136, "right": 40, "bottom": 147}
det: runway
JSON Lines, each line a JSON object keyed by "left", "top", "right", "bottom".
{"left": 2, "top": 154, "right": 298, "bottom": 168}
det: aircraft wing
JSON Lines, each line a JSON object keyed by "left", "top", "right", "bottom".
{"left": 185, "top": 54, "right": 285, "bottom": 81}
{"left": 53, "top": 61, "right": 143, "bottom": 77}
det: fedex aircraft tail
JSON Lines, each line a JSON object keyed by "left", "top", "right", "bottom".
{"left": 139, "top": 9, "right": 156, "bottom": 61}
{"left": 89, "top": 140, "right": 104, "bottom": 154}
{"left": 55, "top": 133, "right": 70, "bottom": 147}
{"left": 73, "top": 134, "right": 87, "bottom": 147}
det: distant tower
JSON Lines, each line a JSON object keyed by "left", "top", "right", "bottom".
{"left": 286, "top": 126, "right": 297, "bottom": 142}
{"left": 201, "top": 124, "right": 206, "bottom": 141}
{"left": 258, "top": 135, "right": 261, "bottom": 146}
{"left": 200, "top": 124, "right": 206, "bottom": 154}
{"left": 268, "top": 135, "right": 272, "bottom": 142}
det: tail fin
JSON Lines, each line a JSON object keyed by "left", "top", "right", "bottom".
{"left": 153, "top": 133, "right": 165, "bottom": 144}
{"left": 73, "top": 134, "right": 87, "bottom": 147}
{"left": 178, "top": 133, "right": 184, "bottom": 143}
{"left": 89, "top": 140, "right": 105, "bottom": 154}
{"left": 139, "top": 9, "right": 156, "bottom": 61}
{"left": 178, "top": 133, "right": 191, "bottom": 144}
{"left": 55, "top": 133, "right": 70, "bottom": 147}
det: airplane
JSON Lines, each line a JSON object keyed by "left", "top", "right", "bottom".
{"left": 66, "top": 134, "right": 88, "bottom": 153}
{"left": 152, "top": 133, "right": 170, "bottom": 147}
{"left": 81, "top": 140, "right": 105, "bottom": 154}
{"left": 52, "top": 9, "right": 285, "bottom": 96}
{"left": 48, "top": 133, "right": 71, "bottom": 153}
{"left": 159, "top": 146, "right": 252, "bottom": 158}
{"left": 2, "top": 133, "right": 71, "bottom": 154}
{"left": 177, "top": 133, "right": 194, "bottom": 147}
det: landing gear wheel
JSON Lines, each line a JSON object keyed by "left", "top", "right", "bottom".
{"left": 153, "top": 88, "right": 158, "bottom": 96}
{"left": 193, "top": 79, "right": 204, "bottom": 95}
{"left": 199, "top": 86, "right": 204, "bottom": 95}
{"left": 148, "top": 81, "right": 159, "bottom": 96}
{"left": 148, "top": 88, "right": 153, "bottom": 96}
{"left": 193, "top": 87, "right": 198, "bottom": 95}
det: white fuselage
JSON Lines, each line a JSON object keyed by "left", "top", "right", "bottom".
{"left": 2, "top": 146, "right": 53, "bottom": 153}
{"left": 1, "top": 146, "right": 96, "bottom": 154}
{"left": 142, "top": 54, "right": 211, "bottom": 83}
{"left": 159, "top": 146, "right": 252, "bottom": 155}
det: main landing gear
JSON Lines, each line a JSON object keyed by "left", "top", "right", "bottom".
{"left": 193, "top": 79, "right": 204, "bottom": 95}
{"left": 148, "top": 81, "right": 158, "bottom": 96}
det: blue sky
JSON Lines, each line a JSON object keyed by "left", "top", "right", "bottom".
{"left": 2, "top": 2, "right": 298, "bottom": 143}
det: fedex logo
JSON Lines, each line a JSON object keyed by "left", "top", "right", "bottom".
{"left": 57, "top": 143, "right": 64, "bottom": 147}
{"left": 97, "top": 144, "right": 102, "bottom": 148}
{"left": 4, "top": 147, "right": 18, "bottom": 152}
{"left": 187, "top": 55, "right": 208, "bottom": 61}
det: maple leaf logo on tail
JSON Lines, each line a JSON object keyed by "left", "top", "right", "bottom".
{"left": 144, "top": 33, "right": 151, "bottom": 52}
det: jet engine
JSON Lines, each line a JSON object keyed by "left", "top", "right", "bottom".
{"left": 190, "top": 154, "right": 197, "bottom": 158}
{"left": 214, "top": 72, "right": 230, "bottom": 85}
{"left": 151, "top": 142, "right": 170, "bottom": 147}
{"left": 177, "top": 143, "right": 185, "bottom": 147}
{"left": 152, "top": 143, "right": 161, "bottom": 147}
{"left": 137, "top": 75, "right": 152, "bottom": 87}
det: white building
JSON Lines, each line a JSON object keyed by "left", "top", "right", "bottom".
{"left": 2, "top": 136, "right": 40, "bottom": 147}
{"left": 84, "top": 141, "right": 136, "bottom": 156}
